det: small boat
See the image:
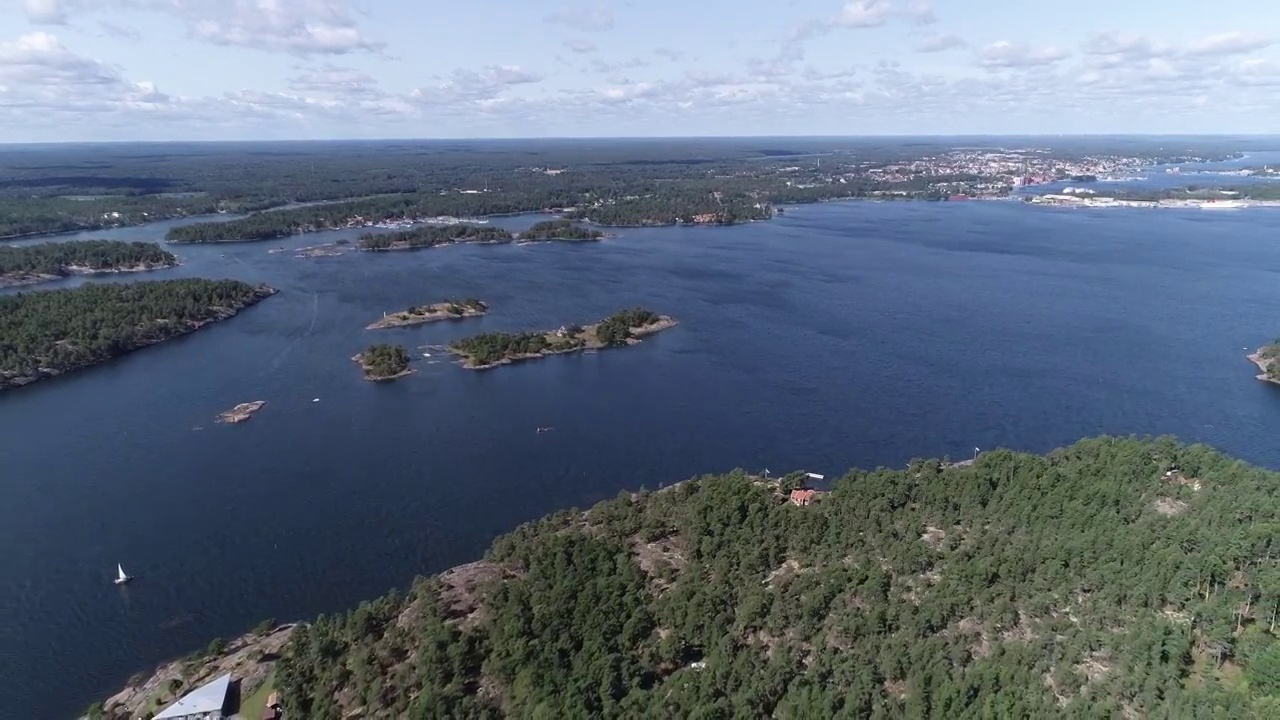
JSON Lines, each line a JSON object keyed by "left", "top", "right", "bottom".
{"left": 114, "top": 563, "right": 131, "bottom": 585}
{"left": 536, "top": 427, "right": 554, "bottom": 434}
{"left": 312, "top": 398, "right": 320, "bottom": 403}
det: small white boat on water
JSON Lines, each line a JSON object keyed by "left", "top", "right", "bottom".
{"left": 114, "top": 564, "right": 131, "bottom": 585}
{"left": 312, "top": 398, "right": 320, "bottom": 403}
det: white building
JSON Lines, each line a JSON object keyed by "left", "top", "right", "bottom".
{"left": 152, "top": 673, "right": 232, "bottom": 720}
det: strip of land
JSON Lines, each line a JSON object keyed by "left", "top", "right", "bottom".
{"left": 447, "top": 307, "right": 676, "bottom": 370}
{"left": 0, "top": 240, "right": 178, "bottom": 288}
{"left": 0, "top": 279, "right": 277, "bottom": 392}
{"left": 366, "top": 299, "right": 488, "bottom": 330}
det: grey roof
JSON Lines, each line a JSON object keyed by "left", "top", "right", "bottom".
{"left": 153, "top": 673, "right": 231, "bottom": 719}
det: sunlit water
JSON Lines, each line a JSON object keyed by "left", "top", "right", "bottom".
{"left": 6, "top": 201, "right": 1280, "bottom": 716}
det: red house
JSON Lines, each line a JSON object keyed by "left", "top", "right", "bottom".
{"left": 790, "top": 489, "right": 817, "bottom": 507}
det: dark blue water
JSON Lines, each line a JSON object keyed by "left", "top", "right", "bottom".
{"left": 7, "top": 201, "right": 1280, "bottom": 717}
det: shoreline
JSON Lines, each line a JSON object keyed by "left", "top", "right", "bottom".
{"left": 0, "top": 284, "right": 277, "bottom": 392}
{"left": 1248, "top": 350, "right": 1280, "bottom": 385}
{"left": 351, "top": 353, "right": 415, "bottom": 382}
{"left": 0, "top": 260, "right": 180, "bottom": 289}
{"left": 453, "top": 315, "right": 678, "bottom": 370}
{"left": 366, "top": 301, "right": 488, "bottom": 330}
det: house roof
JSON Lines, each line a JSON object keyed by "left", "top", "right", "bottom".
{"left": 153, "top": 673, "right": 231, "bottom": 719}
{"left": 790, "top": 489, "right": 817, "bottom": 501}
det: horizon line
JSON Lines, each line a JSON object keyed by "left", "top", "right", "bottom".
{"left": 3, "top": 132, "right": 1280, "bottom": 148}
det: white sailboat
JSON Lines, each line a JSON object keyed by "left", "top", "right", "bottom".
{"left": 114, "top": 563, "right": 131, "bottom": 585}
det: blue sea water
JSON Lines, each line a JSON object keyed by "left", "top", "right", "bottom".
{"left": 5, "top": 201, "right": 1280, "bottom": 716}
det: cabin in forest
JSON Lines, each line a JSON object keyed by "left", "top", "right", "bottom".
{"left": 790, "top": 489, "right": 818, "bottom": 507}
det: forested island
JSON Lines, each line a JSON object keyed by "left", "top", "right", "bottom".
{"left": 1249, "top": 343, "right": 1280, "bottom": 384}
{"left": 96, "top": 436, "right": 1280, "bottom": 718}
{"left": 448, "top": 308, "right": 676, "bottom": 369}
{"left": 0, "top": 240, "right": 177, "bottom": 288}
{"left": 518, "top": 219, "right": 604, "bottom": 241}
{"left": 367, "top": 299, "right": 488, "bottom": 330}
{"left": 353, "top": 344, "right": 413, "bottom": 381}
{"left": 358, "top": 224, "right": 511, "bottom": 251}
{"left": 0, "top": 279, "right": 277, "bottom": 391}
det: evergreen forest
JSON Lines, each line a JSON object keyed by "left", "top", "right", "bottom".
{"left": 0, "top": 279, "right": 274, "bottom": 390}
{"left": 272, "top": 437, "right": 1280, "bottom": 718}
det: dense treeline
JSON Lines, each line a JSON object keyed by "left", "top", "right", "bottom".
{"left": 271, "top": 437, "right": 1280, "bottom": 718}
{"left": 0, "top": 279, "right": 274, "bottom": 390}
{"left": 358, "top": 344, "right": 411, "bottom": 379}
{"left": 563, "top": 191, "right": 772, "bottom": 226}
{"left": 449, "top": 330, "right": 582, "bottom": 367}
{"left": 0, "top": 195, "right": 220, "bottom": 238}
{"left": 0, "top": 240, "right": 176, "bottom": 280}
{"left": 358, "top": 224, "right": 512, "bottom": 251}
{"left": 519, "top": 219, "right": 602, "bottom": 241}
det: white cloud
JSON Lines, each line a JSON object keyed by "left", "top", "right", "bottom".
{"left": 979, "top": 41, "right": 1069, "bottom": 69}
{"left": 916, "top": 33, "right": 965, "bottom": 53}
{"left": 21, "top": 0, "right": 67, "bottom": 25}
{"left": 1186, "top": 31, "right": 1272, "bottom": 57}
{"left": 564, "top": 39, "right": 597, "bottom": 54}
{"left": 589, "top": 56, "right": 649, "bottom": 74}
{"left": 410, "top": 65, "right": 543, "bottom": 106}
{"left": 289, "top": 67, "right": 383, "bottom": 98}
{"left": 0, "top": 32, "right": 120, "bottom": 87}
{"left": 905, "top": 0, "right": 936, "bottom": 25}
{"left": 544, "top": 3, "right": 615, "bottom": 32}
{"left": 834, "top": 0, "right": 892, "bottom": 29}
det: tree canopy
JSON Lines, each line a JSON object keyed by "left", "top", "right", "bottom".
{"left": 0, "top": 240, "right": 175, "bottom": 280}
{"left": 0, "top": 279, "right": 273, "bottom": 390}
{"left": 270, "top": 436, "right": 1280, "bottom": 718}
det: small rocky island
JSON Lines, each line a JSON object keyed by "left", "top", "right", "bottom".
{"left": 1248, "top": 343, "right": 1280, "bottom": 384}
{"left": 448, "top": 307, "right": 677, "bottom": 369}
{"left": 366, "top": 299, "right": 488, "bottom": 330}
{"left": 217, "top": 401, "right": 266, "bottom": 423}
{"left": 353, "top": 343, "right": 414, "bottom": 381}
{"left": 518, "top": 219, "right": 604, "bottom": 243}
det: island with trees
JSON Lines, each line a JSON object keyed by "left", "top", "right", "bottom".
{"left": 448, "top": 308, "right": 677, "bottom": 369}
{"left": 0, "top": 279, "right": 277, "bottom": 391}
{"left": 1249, "top": 342, "right": 1280, "bottom": 384}
{"left": 0, "top": 240, "right": 178, "bottom": 288}
{"left": 367, "top": 299, "right": 488, "bottom": 330}
{"left": 517, "top": 219, "right": 604, "bottom": 242}
{"left": 95, "top": 435, "right": 1280, "bottom": 718}
{"left": 358, "top": 224, "right": 512, "bottom": 251}
{"left": 353, "top": 344, "right": 413, "bottom": 381}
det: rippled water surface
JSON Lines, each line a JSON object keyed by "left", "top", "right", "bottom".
{"left": 6, "top": 201, "right": 1280, "bottom": 717}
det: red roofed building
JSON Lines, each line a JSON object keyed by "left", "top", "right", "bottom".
{"left": 790, "top": 489, "right": 817, "bottom": 507}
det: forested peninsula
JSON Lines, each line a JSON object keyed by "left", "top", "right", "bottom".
{"left": 359, "top": 224, "right": 511, "bottom": 251}
{"left": 97, "top": 436, "right": 1280, "bottom": 719}
{"left": 0, "top": 279, "right": 276, "bottom": 391}
{"left": 518, "top": 219, "right": 604, "bottom": 241}
{"left": 367, "top": 299, "right": 487, "bottom": 330}
{"left": 448, "top": 308, "right": 676, "bottom": 369}
{"left": 0, "top": 240, "right": 177, "bottom": 288}
{"left": 1249, "top": 343, "right": 1280, "bottom": 384}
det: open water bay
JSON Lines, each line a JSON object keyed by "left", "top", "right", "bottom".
{"left": 5, "top": 201, "right": 1280, "bottom": 716}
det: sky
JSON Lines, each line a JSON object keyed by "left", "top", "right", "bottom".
{"left": 0, "top": 0, "right": 1278, "bottom": 142}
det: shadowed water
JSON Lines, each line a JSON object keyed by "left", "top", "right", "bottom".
{"left": 5, "top": 201, "right": 1280, "bottom": 717}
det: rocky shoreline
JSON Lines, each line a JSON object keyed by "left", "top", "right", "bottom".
{"left": 217, "top": 400, "right": 267, "bottom": 423}
{"left": 366, "top": 300, "right": 488, "bottom": 330}
{"left": 1248, "top": 348, "right": 1280, "bottom": 385}
{"left": 0, "top": 260, "right": 179, "bottom": 289}
{"left": 352, "top": 352, "right": 415, "bottom": 381}
{"left": 453, "top": 315, "right": 678, "bottom": 370}
{"left": 0, "top": 284, "right": 277, "bottom": 392}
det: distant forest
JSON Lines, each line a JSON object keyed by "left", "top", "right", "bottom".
{"left": 270, "top": 436, "right": 1280, "bottom": 718}
{"left": 0, "top": 279, "right": 274, "bottom": 390}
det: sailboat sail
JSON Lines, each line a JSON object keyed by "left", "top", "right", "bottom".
{"left": 117, "top": 564, "right": 127, "bottom": 582}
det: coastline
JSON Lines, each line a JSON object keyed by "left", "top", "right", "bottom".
{"left": 0, "top": 260, "right": 180, "bottom": 289}
{"left": 0, "top": 284, "right": 277, "bottom": 392}
{"left": 366, "top": 301, "right": 488, "bottom": 330}
{"left": 351, "top": 353, "right": 415, "bottom": 381}
{"left": 1248, "top": 350, "right": 1280, "bottom": 385}
{"left": 453, "top": 316, "right": 678, "bottom": 370}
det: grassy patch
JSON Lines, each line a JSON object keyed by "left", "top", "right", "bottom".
{"left": 238, "top": 669, "right": 276, "bottom": 719}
